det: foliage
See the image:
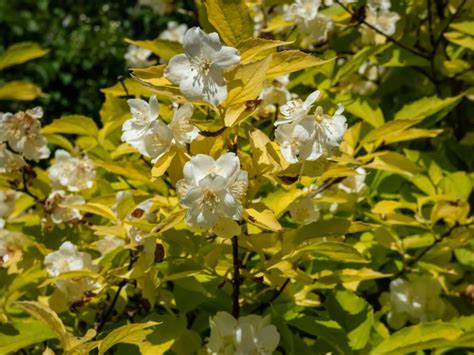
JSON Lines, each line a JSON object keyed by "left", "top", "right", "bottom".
{"left": 0, "top": 0, "right": 473, "bottom": 354}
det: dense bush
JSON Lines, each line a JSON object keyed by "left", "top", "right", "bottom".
{"left": 0, "top": 0, "right": 473, "bottom": 354}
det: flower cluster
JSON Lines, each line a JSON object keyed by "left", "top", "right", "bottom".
{"left": 0, "top": 107, "right": 50, "bottom": 166}
{"left": 177, "top": 153, "right": 248, "bottom": 229}
{"left": 121, "top": 95, "right": 199, "bottom": 162}
{"left": 48, "top": 150, "right": 96, "bottom": 192}
{"left": 361, "top": 0, "right": 400, "bottom": 44}
{"left": 388, "top": 275, "right": 447, "bottom": 329}
{"left": 207, "top": 312, "right": 280, "bottom": 355}
{"left": 274, "top": 91, "right": 347, "bottom": 163}
{"left": 0, "top": 190, "right": 16, "bottom": 229}
{"left": 44, "top": 190, "right": 85, "bottom": 225}
{"left": 44, "top": 241, "right": 99, "bottom": 302}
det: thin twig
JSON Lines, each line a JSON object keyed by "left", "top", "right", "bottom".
{"left": 95, "top": 250, "right": 137, "bottom": 334}
{"left": 394, "top": 222, "right": 473, "bottom": 279}
{"left": 232, "top": 235, "right": 240, "bottom": 318}
{"left": 335, "top": 0, "right": 430, "bottom": 60}
{"left": 427, "top": 0, "right": 436, "bottom": 47}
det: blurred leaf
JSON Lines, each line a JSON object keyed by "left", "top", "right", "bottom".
{"left": 0, "top": 318, "right": 56, "bottom": 354}
{"left": 0, "top": 42, "right": 48, "bottom": 70}
{"left": 0, "top": 81, "right": 43, "bottom": 101}
{"left": 41, "top": 115, "right": 99, "bottom": 136}
{"left": 266, "top": 51, "right": 333, "bottom": 79}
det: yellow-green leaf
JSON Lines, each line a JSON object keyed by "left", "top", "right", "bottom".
{"left": 205, "top": 0, "right": 253, "bottom": 46}
{"left": 0, "top": 42, "right": 48, "bottom": 70}
{"left": 41, "top": 115, "right": 99, "bottom": 136}
{"left": 98, "top": 322, "right": 159, "bottom": 354}
{"left": 394, "top": 95, "right": 463, "bottom": 121}
{"left": 224, "top": 55, "right": 272, "bottom": 110}
{"left": 66, "top": 202, "right": 117, "bottom": 222}
{"left": 151, "top": 149, "right": 176, "bottom": 178}
{"left": 244, "top": 208, "right": 282, "bottom": 232}
{"left": 0, "top": 81, "right": 43, "bottom": 101}
{"left": 237, "top": 38, "right": 293, "bottom": 64}
{"left": 266, "top": 51, "right": 332, "bottom": 79}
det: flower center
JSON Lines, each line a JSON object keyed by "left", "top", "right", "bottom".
{"left": 201, "top": 190, "right": 219, "bottom": 211}
{"left": 192, "top": 57, "right": 213, "bottom": 75}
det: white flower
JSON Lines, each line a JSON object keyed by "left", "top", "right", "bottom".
{"left": 361, "top": 5, "right": 400, "bottom": 43}
{"left": 48, "top": 150, "right": 96, "bottom": 192}
{"left": 258, "top": 75, "right": 292, "bottom": 114}
{"left": 168, "top": 103, "right": 200, "bottom": 147}
{"left": 44, "top": 241, "right": 99, "bottom": 301}
{"left": 0, "top": 191, "right": 16, "bottom": 219}
{"left": 0, "top": 144, "right": 26, "bottom": 173}
{"left": 275, "top": 90, "right": 320, "bottom": 126}
{"left": 368, "top": 0, "right": 392, "bottom": 10}
{"left": 275, "top": 104, "right": 347, "bottom": 163}
{"left": 44, "top": 190, "right": 85, "bottom": 224}
{"left": 207, "top": 312, "right": 280, "bottom": 355}
{"left": 124, "top": 45, "right": 153, "bottom": 68}
{"left": 338, "top": 167, "right": 368, "bottom": 194}
{"left": 176, "top": 153, "right": 248, "bottom": 229}
{"left": 0, "top": 108, "right": 50, "bottom": 161}
{"left": 275, "top": 116, "right": 321, "bottom": 163}
{"left": 388, "top": 275, "right": 446, "bottom": 329}
{"left": 122, "top": 96, "right": 160, "bottom": 153}
{"left": 165, "top": 27, "right": 240, "bottom": 105}
{"left": 283, "top": 0, "right": 321, "bottom": 23}
{"left": 300, "top": 14, "right": 333, "bottom": 45}
{"left": 289, "top": 197, "right": 320, "bottom": 225}
{"left": 0, "top": 230, "right": 24, "bottom": 267}
{"left": 122, "top": 97, "right": 199, "bottom": 162}
{"left": 96, "top": 236, "right": 125, "bottom": 255}
{"left": 159, "top": 21, "right": 188, "bottom": 43}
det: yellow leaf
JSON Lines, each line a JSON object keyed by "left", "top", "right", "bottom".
{"left": 151, "top": 149, "right": 176, "bottom": 178}
{"left": 94, "top": 160, "right": 152, "bottom": 183}
{"left": 237, "top": 38, "right": 293, "bottom": 64}
{"left": 339, "top": 95, "right": 384, "bottom": 128}
{"left": 101, "top": 78, "right": 153, "bottom": 97}
{"left": 0, "top": 81, "right": 43, "bottom": 101}
{"left": 224, "top": 55, "right": 272, "bottom": 109}
{"left": 244, "top": 208, "right": 282, "bottom": 232}
{"left": 394, "top": 95, "right": 463, "bottom": 121}
{"left": 98, "top": 322, "right": 159, "bottom": 354}
{"left": 125, "top": 38, "right": 183, "bottom": 61}
{"left": 41, "top": 115, "right": 99, "bottom": 136}
{"left": 214, "top": 218, "right": 241, "bottom": 239}
{"left": 205, "top": 0, "right": 253, "bottom": 46}
{"left": 364, "top": 152, "right": 423, "bottom": 178}
{"left": 0, "top": 42, "right": 48, "bottom": 70}
{"left": 266, "top": 51, "right": 333, "bottom": 79}
{"left": 66, "top": 202, "right": 117, "bottom": 222}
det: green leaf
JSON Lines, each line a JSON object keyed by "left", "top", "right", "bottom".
{"left": 98, "top": 321, "right": 159, "bottom": 354}
{"left": 340, "top": 95, "right": 385, "bottom": 128}
{"left": 326, "top": 290, "right": 374, "bottom": 350}
{"left": 125, "top": 38, "right": 183, "bottom": 61}
{"left": 41, "top": 115, "right": 99, "bottom": 136}
{"left": 370, "top": 322, "right": 464, "bottom": 354}
{"left": 450, "top": 21, "right": 474, "bottom": 36}
{"left": 0, "top": 318, "right": 56, "bottom": 353}
{"left": 444, "top": 31, "right": 474, "bottom": 50}
{"left": 394, "top": 95, "right": 463, "bottom": 122}
{"left": 291, "top": 241, "right": 368, "bottom": 264}
{"left": 205, "top": 0, "right": 253, "bottom": 46}
{"left": 94, "top": 160, "right": 152, "bottom": 184}
{"left": 0, "top": 81, "right": 43, "bottom": 101}
{"left": 0, "top": 42, "right": 48, "bottom": 70}
{"left": 438, "top": 171, "right": 472, "bottom": 200}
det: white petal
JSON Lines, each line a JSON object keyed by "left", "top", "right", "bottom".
{"left": 183, "top": 154, "right": 216, "bottom": 184}
{"left": 165, "top": 54, "right": 191, "bottom": 83}
{"left": 211, "top": 46, "right": 240, "bottom": 68}
{"left": 303, "top": 90, "right": 320, "bottom": 109}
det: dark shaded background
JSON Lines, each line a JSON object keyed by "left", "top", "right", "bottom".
{"left": 0, "top": 0, "right": 196, "bottom": 122}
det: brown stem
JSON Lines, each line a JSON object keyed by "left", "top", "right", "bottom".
{"left": 232, "top": 235, "right": 240, "bottom": 318}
